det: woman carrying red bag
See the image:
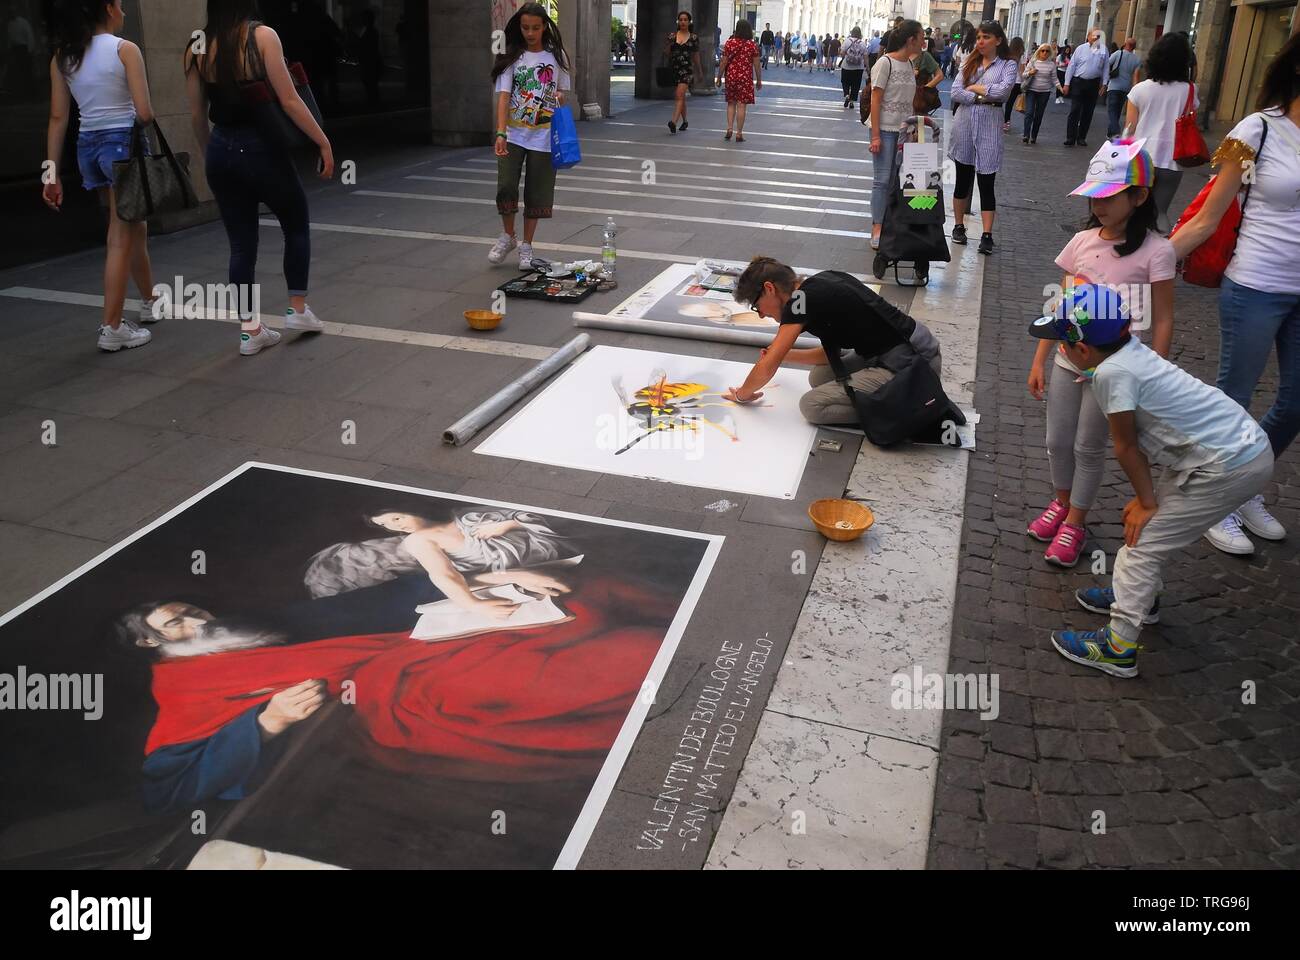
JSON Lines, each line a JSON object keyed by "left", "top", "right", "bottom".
{"left": 1170, "top": 35, "right": 1300, "bottom": 556}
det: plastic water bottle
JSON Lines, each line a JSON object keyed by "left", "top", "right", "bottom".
{"left": 602, "top": 217, "right": 617, "bottom": 281}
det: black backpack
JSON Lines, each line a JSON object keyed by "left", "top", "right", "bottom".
{"left": 826, "top": 343, "right": 965, "bottom": 447}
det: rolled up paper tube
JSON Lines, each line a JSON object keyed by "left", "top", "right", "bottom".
{"left": 441, "top": 333, "right": 591, "bottom": 446}
{"left": 571, "top": 311, "right": 820, "bottom": 350}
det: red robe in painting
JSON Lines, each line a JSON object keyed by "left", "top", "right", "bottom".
{"left": 141, "top": 578, "right": 670, "bottom": 810}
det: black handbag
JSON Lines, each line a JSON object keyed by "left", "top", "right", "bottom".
{"left": 112, "top": 121, "right": 199, "bottom": 223}
{"left": 239, "top": 20, "right": 323, "bottom": 152}
{"left": 826, "top": 343, "right": 964, "bottom": 448}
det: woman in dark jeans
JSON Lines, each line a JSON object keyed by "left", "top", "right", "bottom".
{"left": 1002, "top": 36, "right": 1024, "bottom": 131}
{"left": 183, "top": 0, "right": 333, "bottom": 356}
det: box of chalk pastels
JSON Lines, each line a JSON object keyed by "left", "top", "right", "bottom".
{"left": 497, "top": 261, "right": 609, "bottom": 304}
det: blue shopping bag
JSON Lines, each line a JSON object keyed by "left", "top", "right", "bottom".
{"left": 550, "top": 105, "right": 582, "bottom": 169}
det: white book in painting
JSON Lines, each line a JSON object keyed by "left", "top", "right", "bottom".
{"left": 409, "top": 583, "right": 574, "bottom": 642}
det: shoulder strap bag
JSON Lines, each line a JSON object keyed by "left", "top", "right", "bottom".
{"left": 1173, "top": 82, "right": 1211, "bottom": 167}
{"left": 239, "top": 20, "right": 324, "bottom": 153}
{"left": 1172, "top": 115, "right": 1269, "bottom": 288}
{"left": 824, "top": 341, "right": 963, "bottom": 448}
{"left": 112, "top": 121, "right": 199, "bottom": 223}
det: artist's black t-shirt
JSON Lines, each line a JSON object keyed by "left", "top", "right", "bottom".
{"left": 779, "top": 270, "right": 916, "bottom": 359}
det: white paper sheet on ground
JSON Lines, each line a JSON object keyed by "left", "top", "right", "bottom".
{"left": 410, "top": 583, "right": 573, "bottom": 641}
{"left": 475, "top": 344, "right": 819, "bottom": 499}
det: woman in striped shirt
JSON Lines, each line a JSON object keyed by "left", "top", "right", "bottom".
{"left": 948, "top": 21, "right": 1019, "bottom": 255}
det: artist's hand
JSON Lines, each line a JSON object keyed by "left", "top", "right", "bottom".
{"left": 474, "top": 597, "right": 521, "bottom": 621}
{"left": 506, "top": 571, "right": 571, "bottom": 597}
{"left": 1027, "top": 364, "right": 1046, "bottom": 401}
{"left": 1123, "top": 497, "right": 1158, "bottom": 547}
{"left": 258, "top": 679, "right": 327, "bottom": 738}
{"left": 468, "top": 519, "right": 518, "bottom": 540}
{"left": 724, "top": 387, "right": 762, "bottom": 403}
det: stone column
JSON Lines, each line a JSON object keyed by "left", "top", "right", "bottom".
{"left": 136, "top": 0, "right": 216, "bottom": 222}
{"left": 432, "top": 0, "right": 492, "bottom": 146}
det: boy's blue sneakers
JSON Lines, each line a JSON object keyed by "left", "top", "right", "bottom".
{"left": 1051, "top": 626, "right": 1139, "bottom": 678}
{"left": 1075, "top": 586, "right": 1160, "bottom": 624}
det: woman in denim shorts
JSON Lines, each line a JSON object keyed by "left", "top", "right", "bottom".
{"left": 43, "top": 0, "right": 160, "bottom": 352}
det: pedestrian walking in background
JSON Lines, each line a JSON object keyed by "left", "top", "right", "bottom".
{"left": 951, "top": 19, "right": 976, "bottom": 79}
{"left": 1105, "top": 37, "right": 1142, "bottom": 138}
{"left": 184, "top": 0, "right": 332, "bottom": 356}
{"left": 44, "top": 0, "right": 162, "bottom": 353}
{"left": 840, "top": 27, "right": 868, "bottom": 109}
{"left": 826, "top": 34, "right": 841, "bottom": 73}
{"left": 717, "top": 19, "right": 760, "bottom": 142}
{"left": 1002, "top": 36, "right": 1025, "bottom": 132}
{"left": 773, "top": 31, "right": 782, "bottom": 67}
{"left": 1055, "top": 43, "right": 1071, "bottom": 103}
{"left": 948, "top": 21, "right": 1017, "bottom": 255}
{"left": 806, "top": 34, "right": 818, "bottom": 72}
{"left": 1021, "top": 42, "right": 1056, "bottom": 143}
{"left": 485, "top": 3, "right": 570, "bottom": 270}
{"left": 911, "top": 34, "right": 942, "bottom": 112}
{"left": 867, "top": 30, "right": 882, "bottom": 73}
{"left": 664, "top": 10, "right": 701, "bottom": 134}
{"left": 1026, "top": 139, "right": 1174, "bottom": 569}
{"left": 1062, "top": 27, "right": 1107, "bottom": 145}
{"left": 865, "top": 20, "right": 921, "bottom": 251}
{"left": 784, "top": 31, "right": 794, "bottom": 66}
{"left": 759, "top": 22, "right": 773, "bottom": 69}
{"left": 1125, "top": 33, "right": 1196, "bottom": 233}
{"left": 1170, "top": 36, "right": 1300, "bottom": 555}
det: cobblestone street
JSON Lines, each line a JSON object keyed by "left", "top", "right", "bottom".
{"left": 929, "top": 100, "right": 1300, "bottom": 869}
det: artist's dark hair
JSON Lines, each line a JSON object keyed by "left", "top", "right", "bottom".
{"left": 52, "top": 0, "right": 117, "bottom": 75}
{"left": 491, "top": 2, "right": 570, "bottom": 82}
{"left": 734, "top": 19, "right": 753, "bottom": 41}
{"left": 962, "top": 21, "right": 1010, "bottom": 83}
{"left": 185, "top": 0, "right": 262, "bottom": 92}
{"left": 1084, "top": 184, "right": 1159, "bottom": 257}
{"left": 735, "top": 256, "right": 797, "bottom": 306}
{"left": 885, "top": 20, "right": 921, "bottom": 53}
{"left": 1144, "top": 32, "right": 1191, "bottom": 83}
{"left": 1257, "top": 33, "right": 1300, "bottom": 113}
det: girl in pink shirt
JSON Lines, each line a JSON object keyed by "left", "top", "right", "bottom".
{"left": 1025, "top": 139, "right": 1176, "bottom": 568}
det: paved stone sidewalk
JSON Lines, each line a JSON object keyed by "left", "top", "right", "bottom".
{"left": 928, "top": 103, "right": 1300, "bottom": 868}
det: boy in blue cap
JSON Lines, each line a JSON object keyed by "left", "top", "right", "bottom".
{"left": 1028, "top": 284, "right": 1274, "bottom": 678}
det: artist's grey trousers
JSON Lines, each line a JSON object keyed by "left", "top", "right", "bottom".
{"left": 1046, "top": 361, "right": 1110, "bottom": 511}
{"left": 1109, "top": 448, "right": 1273, "bottom": 644}
{"left": 801, "top": 350, "right": 943, "bottom": 425}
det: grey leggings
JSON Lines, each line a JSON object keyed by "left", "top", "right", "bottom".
{"left": 1046, "top": 361, "right": 1110, "bottom": 511}
{"left": 1151, "top": 167, "right": 1184, "bottom": 234}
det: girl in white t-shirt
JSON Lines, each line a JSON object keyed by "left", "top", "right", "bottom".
{"left": 1125, "top": 33, "right": 1197, "bottom": 232}
{"left": 488, "top": 3, "right": 571, "bottom": 270}
{"left": 1026, "top": 140, "right": 1175, "bottom": 569}
{"left": 42, "top": 0, "right": 161, "bottom": 353}
{"left": 1170, "top": 35, "right": 1300, "bottom": 555}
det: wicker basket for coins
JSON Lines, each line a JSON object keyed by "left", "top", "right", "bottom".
{"left": 464, "top": 310, "right": 503, "bottom": 331}
{"left": 807, "top": 498, "right": 874, "bottom": 542}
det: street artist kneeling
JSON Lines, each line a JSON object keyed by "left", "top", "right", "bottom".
{"left": 723, "top": 256, "right": 964, "bottom": 445}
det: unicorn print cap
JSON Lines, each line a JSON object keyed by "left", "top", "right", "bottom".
{"left": 1070, "top": 138, "right": 1155, "bottom": 198}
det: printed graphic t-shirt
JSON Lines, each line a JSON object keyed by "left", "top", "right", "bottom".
{"left": 494, "top": 50, "right": 571, "bottom": 152}
{"left": 1052, "top": 228, "right": 1176, "bottom": 374}
{"left": 1092, "top": 338, "right": 1268, "bottom": 473}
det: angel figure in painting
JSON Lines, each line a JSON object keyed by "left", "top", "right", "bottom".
{"left": 305, "top": 508, "right": 575, "bottom": 622}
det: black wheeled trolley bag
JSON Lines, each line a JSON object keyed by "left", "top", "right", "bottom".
{"left": 873, "top": 115, "right": 950, "bottom": 287}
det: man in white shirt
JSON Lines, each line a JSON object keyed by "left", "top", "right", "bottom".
{"left": 1062, "top": 28, "right": 1108, "bottom": 146}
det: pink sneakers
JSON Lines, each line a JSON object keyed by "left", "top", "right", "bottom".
{"left": 1045, "top": 522, "right": 1087, "bottom": 567}
{"left": 1027, "top": 498, "right": 1068, "bottom": 542}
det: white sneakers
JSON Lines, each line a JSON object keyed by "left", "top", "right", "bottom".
{"left": 240, "top": 324, "right": 282, "bottom": 356}
{"left": 1205, "top": 496, "right": 1287, "bottom": 556}
{"left": 138, "top": 298, "right": 168, "bottom": 325}
{"left": 487, "top": 233, "right": 518, "bottom": 264}
{"left": 284, "top": 306, "right": 324, "bottom": 331}
{"left": 518, "top": 242, "right": 535, "bottom": 269}
{"left": 97, "top": 320, "right": 151, "bottom": 352}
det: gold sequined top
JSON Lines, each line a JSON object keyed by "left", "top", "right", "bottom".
{"left": 1212, "top": 136, "right": 1256, "bottom": 169}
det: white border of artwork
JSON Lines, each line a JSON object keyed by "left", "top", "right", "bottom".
{"left": 0, "top": 461, "right": 724, "bottom": 871}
